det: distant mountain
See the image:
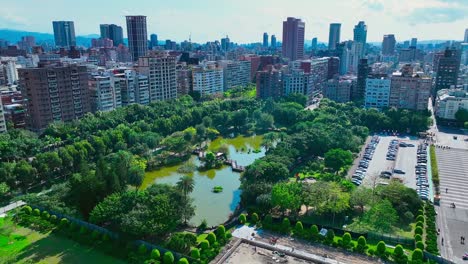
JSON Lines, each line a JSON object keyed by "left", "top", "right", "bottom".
{"left": 0, "top": 29, "right": 99, "bottom": 47}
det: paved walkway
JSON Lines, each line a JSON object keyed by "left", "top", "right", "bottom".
{"left": 0, "top": 200, "right": 25, "bottom": 217}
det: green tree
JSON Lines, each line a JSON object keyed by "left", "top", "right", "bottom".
{"left": 356, "top": 236, "right": 367, "bottom": 253}
{"left": 342, "top": 232, "right": 352, "bottom": 248}
{"left": 411, "top": 249, "right": 423, "bottom": 262}
{"left": 251, "top": 213, "right": 259, "bottom": 224}
{"left": 350, "top": 187, "right": 372, "bottom": 212}
{"left": 151, "top": 249, "right": 161, "bottom": 260}
{"left": 14, "top": 160, "right": 36, "bottom": 192}
{"left": 271, "top": 182, "right": 302, "bottom": 215}
{"left": 455, "top": 108, "right": 468, "bottom": 123}
{"left": 176, "top": 175, "right": 195, "bottom": 224}
{"left": 392, "top": 244, "right": 408, "bottom": 264}
{"left": 376, "top": 241, "right": 386, "bottom": 256}
{"left": 163, "top": 251, "right": 175, "bottom": 264}
{"left": 364, "top": 199, "right": 398, "bottom": 232}
{"left": 324, "top": 148, "right": 353, "bottom": 172}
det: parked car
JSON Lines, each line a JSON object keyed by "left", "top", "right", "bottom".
{"left": 393, "top": 169, "right": 405, "bottom": 174}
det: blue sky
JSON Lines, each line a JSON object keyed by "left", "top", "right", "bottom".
{"left": 0, "top": 0, "right": 467, "bottom": 43}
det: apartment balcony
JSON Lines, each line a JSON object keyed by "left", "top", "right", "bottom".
{"left": 50, "top": 98, "right": 60, "bottom": 104}
{"left": 47, "top": 72, "right": 56, "bottom": 77}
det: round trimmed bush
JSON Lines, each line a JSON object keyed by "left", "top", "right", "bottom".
{"left": 178, "top": 258, "right": 189, "bottom": 264}
{"left": 342, "top": 232, "right": 352, "bottom": 248}
{"left": 190, "top": 248, "right": 200, "bottom": 259}
{"left": 356, "top": 236, "right": 367, "bottom": 253}
{"left": 294, "top": 221, "right": 304, "bottom": 236}
{"left": 216, "top": 225, "right": 226, "bottom": 239}
{"left": 102, "top": 234, "right": 110, "bottom": 242}
{"left": 138, "top": 244, "right": 147, "bottom": 255}
{"left": 251, "top": 213, "right": 259, "bottom": 224}
{"left": 393, "top": 244, "right": 404, "bottom": 256}
{"left": 79, "top": 226, "right": 88, "bottom": 235}
{"left": 199, "top": 240, "right": 210, "bottom": 250}
{"left": 416, "top": 241, "right": 424, "bottom": 250}
{"left": 263, "top": 214, "right": 273, "bottom": 228}
{"left": 207, "top": 232, "right": 217, "bottom": 244}
{"left": 411, "top": 249, "right": 423, "bottom": 261}
{"left": 163, "top": 251, "right": 175, "bottom": 264}
{"left": 238, "top": 214, "right": 247, "bottom": 224}
{"left": 41, "top": 211, "right": 50, "bottom": 220}
{"left": 416, "top": 221, "right": 424, "bottom": 228}
{"left": 414, "top": 234, "right": 422, "bottom": 242}
{"left": 376, "top": 241, "right": 386, "bottom": 256}
{"left": 50, "top": 215, "right": 57, "bottom": 223}
{"left": 33, "top": 208, "right": 40, "bottom": 216}
{"left": 310, "top": 225, "right": 319, "bottom": 240}
{"left": 281, "top": 218, "right": 291, "bottom": 234}
{"left": 59, "top": 218, "right": 69, "bottom": 228}
{"left": 225, "top": 232, "right": 232, "bottom": 239}
{"left": 151, "top": 248, "right": 161, "bottom": 260}
{"left": 414, "top": 226, "right": 423, "bottom": 236}
{"left": 91, "top": 230, "right": 100, "bottom": 240}
{"left": 326, "top": 229, "right": 335, "bottom": 244}
{"left": 392, "top": 244, "right": 408, "bottom": 264}
{"left": 22, "top": 206, "right": 32, "bottom": 214}
{"left": 416, "top": 215, "right": 424, "bottom": 223}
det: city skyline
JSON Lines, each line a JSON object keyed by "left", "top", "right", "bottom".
{"left": 1, "top": 0, "right": 468, "bottom": 44}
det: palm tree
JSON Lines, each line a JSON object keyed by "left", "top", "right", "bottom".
{"left": 176, "top": 175, "right": 195, "bottom": 224}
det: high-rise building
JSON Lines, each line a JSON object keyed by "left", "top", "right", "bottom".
{"left": 137, "top": 53, "right": 177, "bottom": 101}
{"left": 327, "top": 57, "right": 340, "bottom": 79}
{"left": 115, "top": 70, "right": 136, "bottom": 106}
{"left": 389, "top": 65, "right": 431, "bottom": 111}
{"left": 52, "top": 21, "right": 76, "bottom": 48}
{"left": 353, "top": 21, "right": 367, "bottom": 54}
{"left": 18, "top": 65, "right": 91, "bottom": 131}
{"left": 311, "top": 37, "right": 318, "bottom": 51}
{"left": 192, "top": 62, "right": 224, "bottom": 96}
{"left": 282, "top": 17, "right": 305, "bottom": 61}
{"left": 323, "top": 76, "right": 355, "bottom": 103}
{"left": 126, "top": 16, "right": 148, "bottom": 61}
{"left": 435, "top": 89, "right": 468, "bottom": 120}
{"left": 0, "top": 98, "right": 6, "bottom": 133}
{"left": 18, "top": 36, "right": 35, "bottom": 52}
{"left": 382, "top": 34, "right": 396, "bottom": 55}
{"left": 263, "top": 32, "right": 269, "bottom": 48}
{"left": 328, "top": 23, "right": 341, "bottom": 50}
{"left": 403, "top": 41, "right": 410, "bottom": 49}
{"left": 283, "top": 69, "right": 312, "bottom": 96}
{"left": 89, "top": 75, "right": 119, "bottom": 112}
{"left": 150, "top": 34, "right": 158, "bottom": 49}
{"left": 221, "top": 36, "right": 230, "bottom": 52}
{"left": 256, "top": 66, "right": 283, "bottom": 99}
{"left": 100, "top": 24, "right": 124, "bottom": 46}
{"left": 336, "top": 42, "right": 350, "bottom": 74}
{"left": 354, "top": 58, "right": 370, "bottom": 101}
{"left": 218, "top": 60, "right": 251, "bottom": 91}
{"left": 271, "top": 35, "right": 277, "bottom": 49}
{"left": 464, "top": 29, "right": 468, "bottom": 43}
{"left": 349, "top": 41, "right": 364, "bottom": 74}
{"left": 411, "top": 38, "right": 417, "bottom": 47}
{"left": 365, "top": 75, "right": 391, "bottom": 109}
{"left": 176, "top": 64, "right": 193, "bottom": 96}
{"left": 435, "top": 48, "right": 462, "bottom": 92}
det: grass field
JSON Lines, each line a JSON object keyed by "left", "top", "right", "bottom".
{"left": 0, "top": 217, "right": 125, "bottom": 264}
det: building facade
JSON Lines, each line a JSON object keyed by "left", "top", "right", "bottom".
{"left": 283, "top": 69, "right": 312, "bottom": 96}
{"left": 328, "top": 23, "right": 341, "bottom": 50}
{"left": 192, "top": 63, "right": 224, "bottom": 96}
{"left": 0, "top": 98, "right": 6, "bottom": 133}
{"left": 89, "top": 75, "right": 118, "bottom": 112}
{"left": 323, "top": 76, "right": 355, "bottom": 103}
{"left": 282, "top": 17, "right": 305, "bottom": 61}
{"left": 218, "top": 60, "right": 251, "bottom": 90}
{"left": 389, "top": 65, "right": 431, "bottom": 111}
{"left": 353, "top": 21, "right": 367, "bottom": 54}
{"left": 263, "top": 33, "right": 269, "bottom": 48}
{"left": 382, "top": 34, "right": 396, "bottom": 55}
{"left": 126, "top": 16, "right": 148, "bottom": 61}
{"left": 100, "top": 24, "right": 124, "bottom": 46}
{"left": 435, "top": 48, "right": 462, "bottom": 92}
{"left": 137, "top": 53, "right": 177, "bottom": 102}
{"left": 435, "top": 89, "right": 468, "bottom": 120}
{"left": 18, "top": 64, "right": 90, "bottom": 131}
{"left": 364, "top": 76, "right": 391, "bottom": 109}
{"left": 52, "top": 21, "right": 76, "bottom": 48}
{"left": 256, "top": 66, "right": 283, "bottom": 99}
{"left": 176, "top": 64, "right": 193, "bottom": 96}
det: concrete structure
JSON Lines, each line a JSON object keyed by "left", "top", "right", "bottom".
{"left": 18, "top": 36, "right": 35, "bottom": 53}
{"left": 389, "top": 65, "right": 431, "bottom": 111}
{"left": 137, "top": 53, "right": 177, "bottom": 101}
{"left": 382, "top": 34, "right": 396, "bottom": 55}
{"left": 399, "top": 47, "right": 423, "bottom": 62}
{"left": 435, "top": 48, "right": 462, "bottom": 93}
{"left": 89, "top": 75, "right": 118, "bottom": 112}
{"left": 221, "top": 36, "right": 230, "bottom": 52}
{"left": 311, "top": 37, "right": 318, "bottom": 52}
{"left": 192, "top": 62, "right": 224, "bottom": 96}
{"left": 353, "top": 21, "right": 367, "bottom": 54}
{"left": 435, "top": 89, "right": 468, "bottom": 120}
{"left": 52, "top": 21, "right": 76, "bottom": 48}
{"left": 464, "top": 28, "right": 468, "bottom": 43}
{"left": 115, "top": 70, "right": 136, "bottom": 106}
{"left": 218, "top": 60, "right": 251, "bottom": 90}
{"left": 18, "top": 64, "right": 90, "bottom": 131}
{"left": 327, "top": 57, "right": 340, "bottom": 79}
{"left": 283, "top": 68, "right": 312, "bottom": 96}
{"left": 410, "top": 38, "right": 417, "bottom": 47}
{"left": 100, "top": 24, "right": 123, "bottom": 46}
{"left": 323, "top": 76, "right": 355, "bottom": 103}
{"left": 271, "top": 35, "right": 277, "bottom": 49}
{"left": 310, "top": 57, "right": 329, "bottom": 98}
{"left": 0, "top": 98, "right": 6, "bottom": 133}
{"left": 3, "top": 104, "right": 26, "bottom": 129}
{"left": 150, "top": 34, "right": 158, "bottom": 49}
{"left": 328, "top": 23, "right": 341, "bottom": 50}
{"left": 176, "top": 64, "right": 193, "bottom": 95}
{"left": 256, "top": 66, "right": 283, "bottom": 99}
{"left": 263, "top": 32, "right": 268, "bottom": 48}
{"left": 134, "top": 74, "right": 149, "bottom": 105}
{"left": 1, "top": 60, "right": 18, "bottom": 85}
{"left": 282, "top": 17, "right": 305, "bottom": 61}
{"left": 126, "top": 16, "right": 148, "bottom": 61}
{"left": 364, "top": 76, "right": 391, "bottom": 109}
{"left": 354, "top": 58, "right": 370, "bottom": 101}
{"left": 348, "top": 41, "right": 363, "bottom": 74}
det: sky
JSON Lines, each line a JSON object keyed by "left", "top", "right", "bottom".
{"left": 0, "top": 0, "right": 467, "bottom": 44}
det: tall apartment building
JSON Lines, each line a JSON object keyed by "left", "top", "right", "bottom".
{"left": 1, "top": 60, "right": 18, "bottom": 85}
{"left": 323, "top": 76, "right": 356, "bottom": 103}
{"left": 465, "top": 29, "right": 468, "bottom": 43}
{"left": 89, "top": 76, "right": 117, "bottom": 112}
{"left": 192, "top": 62, "right": 224, "bottom": 96}
{"left": 382, "top": 34, "right": 396, "bottom": 55}
{"left": 353, "top": 21, "right": 367, "bottom": 54}
{"left": 18, "top": 64, "right": 90, "bottom": 131}
{"left": 137, "top": 53, "right": 177, "bottom": 101}
{"left": 435, "top": 89, "right": 468, "bottom": 120}
{"left": 282, "top": 17, "right": 305, "bottom": 61}
{"left": 435, "top": 48, "right": 462, "bottom": 92}
{"left": 364, "top": 76, "right": 391, "bottom": 109}
{"left": 0, "top": 99, "right": 6, "bottom": 133}
{"left": 328, "top": 23, "right": 341, "bottom": 50}
{"left": 134, "top": 75, "right": 150, "bottom": 105}
{"left": 256, "top": 66, "right": 283, "bottom": 99}
{"left": 99, "top": 24, "right": 124, "bottom": 46}
{"left": 176, "top": 64, "right": 193, "bottom": 96}
{"left": 263, "top": 33, "right": 269, "bottom": 48}
{"left": 52, "top": 21, "right": 76, "bottom": 48}
{"left": 271, "top": 35, "right": 277, "bottom": 49}
{"left": 389, "top": 65, "right": 431, "bottom": 111}
{"left": 126, "top": 16, "right": 148, "bottom": 61}
{"left": 150, "top": 34, "right": 158, "bottom": 49}
{"left": 310, "top": 58, "right": 329, "bottom": 97}
{"left": 113, "top": 69, "right": 149, "bottom": 106}
{"left": 327, "top": 57, "right": 340, "bottom": 79}
{"left": 354, "top": 58, "right": 370, "bottom": 101}
{"left": 283, "top": 68, "right": 312, "bottom": 96}
{"left": 411, "top": 38, "right": 418, "bottom": 47}
{"left": 218, "top": 60, "right": 251, "bottom": 90}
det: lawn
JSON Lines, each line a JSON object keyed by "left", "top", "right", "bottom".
{"left": 0, "top": 217, "right": 125, "bottom": 264}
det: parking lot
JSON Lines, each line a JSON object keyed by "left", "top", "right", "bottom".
{"left": 350, "top": 135, "right": 423, "bottom": 191}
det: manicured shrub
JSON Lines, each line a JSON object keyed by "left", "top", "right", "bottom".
{"left": 416, "top": 215, "right": 424, "bottom": 223}
{"left": 102, "top": 234, "right": 110, "bottom": 242}
{"left": 310, "top": 225, "right": 319, "bottom": 241}
{"left": 414, "top": 226, "right": 423, "bottom": 236}
{"left": 138, "top": 244, "right": 147, "bottom": 255}
{"left": 198, "top": 219, "right": 208, "bottom": 231}
{"left": 163, "top": 251, "right": 175, "bottom": 264}
{"left": 33, "top": 208, "right": 40, "bottom": 216}
{"left": 216, "top": 225, "right": 226, "bottom": 239}
{"left": 416, "top": 221, "right": 424, "bottom": 228}
{"left": 368, "top": 249, "right": 375, "bottom": 255}
{"left": 178, "top": 258, "right": 189, "bottom": 264}
{"left": 392, "top": 244, "right": 408, "bottom": 264}
{"left": 151, "top": 249, "right": 161, "bottom": 260}
{"left": 376, "top": 241, "right": 386, "bottom": 256}
{"left": 69, "top": 222, "right": 79, "bottom": 231}
{"left": 79, "top": 226, "right": 88, "bottom": 235}
{"left": 207, "top": 232, "right": 217, "bottom": 244}
{"left": 342, "top": 232, "right": 352, "bottom": 248}
{"left": 225, "top": 232, "right": 232, "bottom": 239}
{"left": 416, "top": 241, "right": 424, "bottom": 250}
{"left": 281, "top": 218, "right": 291, "bottom": 234}
{"left": 411, "top": 249, "right": 423, "bottom": 262}
{"left": 199, "top": 240, "right": 210, "bottom": 250}
{"left": 190, "top": 248, "right": 200, "bottom": 259}
{"left": 238, "top": 214, "right": 247, "bottom": 224}
{"left": 294, "top": 221, "right": 304, "bottom": 236}
{"left": 59, "top": 218, "right": 69, "bottom": 228}
{"left": 414, "top": 234, "right": 422, "bottom": 242}
{"left": 356, "top": 236, "right": 367, "bottom": 253}
{"left": 325, "top": 229, "right": 335, "bottom": 244}
{"left": 251, "top": 212, "right": 259, "bottom": 224}
{"left": 41, "top": 211, "right": 50, "bottom": 220}
{"left": 50, "top": 215, "right": 57, "bottom": 223}
{"left": 91, "top": 230, "right": 100, "bottom": 240}
{"left": 22, "top": 206, "right": 32, "bottom": 214}
{"left": 263, "top": 214, "right": 273, "bottom": 228}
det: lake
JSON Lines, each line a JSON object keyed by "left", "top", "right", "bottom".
{"left": 143, "top": 135, "right": 265, "bottom": 226}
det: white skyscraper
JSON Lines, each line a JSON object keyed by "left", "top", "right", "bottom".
{"left": 137, "top": 53, "right": 177, "bottom": 102}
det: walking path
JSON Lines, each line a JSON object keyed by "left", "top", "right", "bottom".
{"left": 0, "top": 200, "right": 25, "bottom": 217}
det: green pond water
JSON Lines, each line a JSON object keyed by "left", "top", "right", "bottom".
{"left": 143, "top": 135, "right": 265, "bottom": 227}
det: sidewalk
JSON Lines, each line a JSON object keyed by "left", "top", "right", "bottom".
{"left": 0, "top": 200, "right": 25, "bottom": 217}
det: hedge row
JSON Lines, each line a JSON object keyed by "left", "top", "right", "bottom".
{"left": 430, "top": 145, "right": 440, "bottom": 193}
{"left": 424, "top": 203, "right": 439, "bottom": 255}
{"left": 189, "top": 225, "right": 232, "bottom": 264}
